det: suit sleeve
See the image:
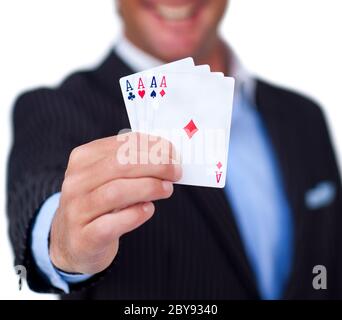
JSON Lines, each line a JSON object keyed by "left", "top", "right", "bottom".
{"left": 6, "top": 88, "right": 108, "bottom": 294}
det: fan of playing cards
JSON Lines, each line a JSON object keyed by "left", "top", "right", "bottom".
{"left": 119, "top": 57, "right": 235, "bottom": 188}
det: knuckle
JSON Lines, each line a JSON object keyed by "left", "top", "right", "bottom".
{"left": 61, "top": 177, "right": 74, "bottom": 196}
{"left": 69, "top": 146, "right": 83, "bottom": 163}
{"left": 61, "top": 175, "right": 79, "bottom": 197}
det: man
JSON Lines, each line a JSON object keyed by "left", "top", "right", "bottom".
{"left": 7, "top": 0, "right": 342, "bottom": 299}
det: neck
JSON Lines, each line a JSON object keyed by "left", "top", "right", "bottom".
{"left": 195, "top": 37, "right": 230, "bottom": 75}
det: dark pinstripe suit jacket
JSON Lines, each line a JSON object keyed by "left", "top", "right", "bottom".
{"left": 7, "top": 51, "right": 342, "bottom": 299}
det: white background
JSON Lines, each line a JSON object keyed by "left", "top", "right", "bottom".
{"left": 0, "top": 0, "right": 341, "bottom": 300}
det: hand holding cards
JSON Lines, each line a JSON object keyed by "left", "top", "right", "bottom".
{"left": 119, "top": 58, "right": 235, "bottom": 188}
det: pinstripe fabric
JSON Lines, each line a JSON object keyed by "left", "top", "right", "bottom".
{"left": 7, "top": 51, "right": 342, "bottom": 299}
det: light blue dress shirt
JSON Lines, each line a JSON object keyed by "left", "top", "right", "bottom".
{"left": 31, "top": 37, "right": 293, "bottom": 298}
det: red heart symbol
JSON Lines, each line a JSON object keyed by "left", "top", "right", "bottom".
{"left": 138, "top": 90, "right": 145, "bottom": 98}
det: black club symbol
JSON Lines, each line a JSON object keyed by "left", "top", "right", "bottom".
{"left": 128, "top": 92, "right": 136, "bottom": 101}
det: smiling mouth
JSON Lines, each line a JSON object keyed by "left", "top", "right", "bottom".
{"left": 156, "top": 3, "right": 197, "bottom": 21}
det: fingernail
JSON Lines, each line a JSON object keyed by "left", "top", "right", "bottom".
{"left": 162, "top": 180, "right": 173, "bottom": 193}
{"left": 142, "top": 202, "right": 154, "bottom": 213}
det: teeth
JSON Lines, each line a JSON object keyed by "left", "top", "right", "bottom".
{"left": 156, "top": 3, "right": 195, "bottom": 21}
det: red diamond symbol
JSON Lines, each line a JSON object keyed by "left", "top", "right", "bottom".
{"left": 183, "top": 119, "right": 198, "bottom": 139}
{"left": 217, "top": 162, "right": 222, "bottom": 170}
{"left": 160, "top": 89, "right": 166, "bottom": 97}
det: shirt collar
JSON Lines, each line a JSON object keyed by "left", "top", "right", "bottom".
{"left": 114, "top": 36, "right": 255, "bottom": 104}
